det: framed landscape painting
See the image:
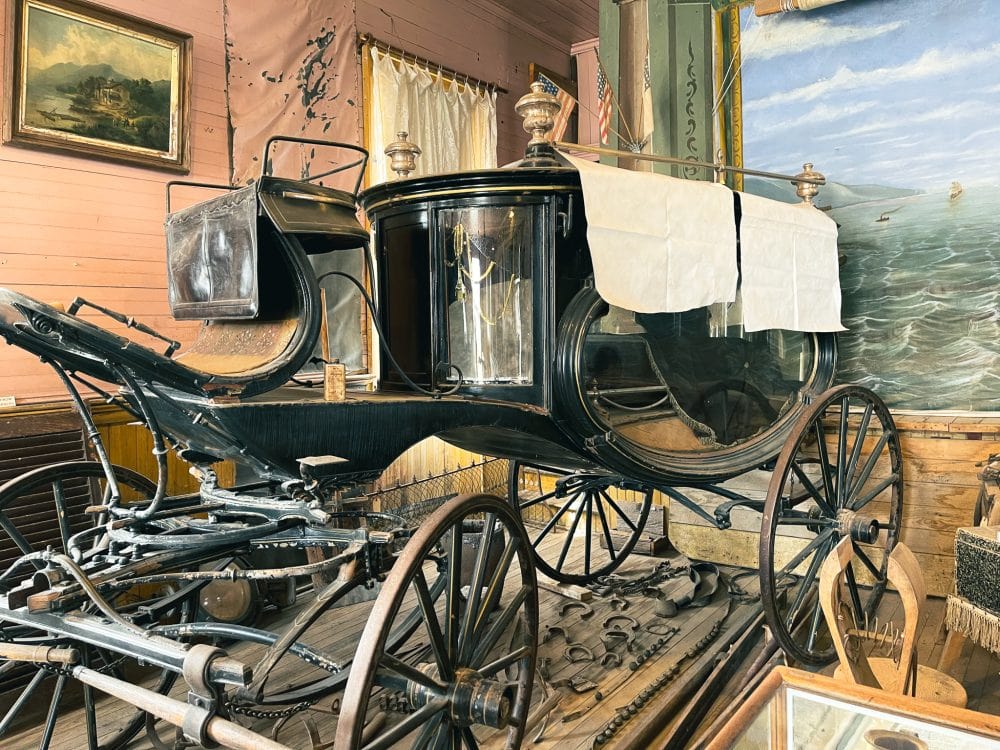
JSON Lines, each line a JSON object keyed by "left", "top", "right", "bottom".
{"left": 4, "top": 0, "right": 191, "bottom": 171}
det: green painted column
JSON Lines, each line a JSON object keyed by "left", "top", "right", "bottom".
{"left": 598, "top": 1, "right": 621, "bottom": 167}
{"left": 600, "top": 0, "right": 716, "bottom": 179}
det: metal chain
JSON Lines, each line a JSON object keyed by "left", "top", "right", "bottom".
{"left": 225, "top": 699, "right": 315, "bottom": 720}
{"left": 591, "top": 612, "right": 728, "bottom": 747}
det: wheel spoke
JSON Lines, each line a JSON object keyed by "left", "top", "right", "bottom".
{"left": 39, "top": 672, "right": 67, "bottom": 750}
{"left": 0, "top": 667, "right": 47, "bottom": 733}
{"left": 784, "top": 535, "right": 832, "bottom": 629}
{"left": 584, "top": 493, "right": 593, "bottom": 577}
{"left": 598, "top": 489, "right": 638, "bottom": 532}
{"left": 446, "top": 524, "right": 463, "bottom": 664}
{"left": 458, "top": 514, "right": 497, "bottom": 663}
{"left": 555, "top": 494, "right": 588, "bottom": 572}
{"left": 594, "top": 492, "right": 618, "bottom": 564}
{"left": 470, "top": 585, "right": 531, "bottom": 668}
{"left": 477, "top": 645, "right": 532, "bottom": 678}
{"left": 414, "top": 568, "right": 453, "bottom": 681}
{"left": 789, "top": 463, "right": 834, "bottom": 516}
{"left": 363, "top": 697, "right": 449, "bottom": 750}
{"left": 836, "top": 397, "right": 849, "bottom": 507}
{"left": 0, "top": 513, "right": 38, "bottom": 558}
{"left": 530, "top": 495, "right": 578, "bottom": 549}
{"left": 518, "top": 487, "right": 561, "bottom": 511}
{"left": 775, "top": 515, "right": 834, "bottom": 527}
{"left": 850, "top": 474, "right": 898, "bottom": 512}
{"left": 461, "top": 726, "right": 479, "bottom": 749}
{"left": 813, "top": 420, "right": 837, "bottom": 512}
{"left": 846, "top": 430, "right": 891, "bottom": 509}
{"left": 804, "top": 594, "right": 826, "bottom": 652}
{"left": 844, "top": 561, "right": 866, "bottom": 620}
{"left": 413, "top": 712, "right": 446, "bottom": 750}
{"left": 470, "top": 538, "right": 519, "bottom": 644}
{"left": 82, "top": 651, "right": 99, "bottom": 750}
{"left": 775, "top": 528, "right": 835, "bottom": 580}
{"left": 851, "top": 542, "right": 884, "bottom": 581}
{"left": 844, "top": 403, "right": 874, "bottom": 492}
{"left": 376, "top": 653, "right": 446, "bottom": 694}
{"left": 52, "top": 480, "right": 74, "bottom": 554}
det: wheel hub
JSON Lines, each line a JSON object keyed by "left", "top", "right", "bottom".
{"left": 836, "top": 509, "right": 880, "bottom": 544}
{"left": 408, "top": 664, "right": 514, "bottom": 729}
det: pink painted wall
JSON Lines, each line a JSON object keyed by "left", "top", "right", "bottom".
{"left": 0, "top": 0, "right": 230, "bottom": 403}
{"left": 356, "top": 0, "right": 574, "bottom": 166}
{"left": 0, "top": 0, "right": 575, "bottom": 403}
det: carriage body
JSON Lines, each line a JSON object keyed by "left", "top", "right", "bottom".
{"left": 0, "top": 136, "right": 905, "bottom": 748}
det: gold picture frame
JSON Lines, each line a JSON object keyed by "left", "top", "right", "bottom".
{"left": 3, "top": 0, "right": 192, "bottom": 171}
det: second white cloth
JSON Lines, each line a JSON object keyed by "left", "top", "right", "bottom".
{"left": 565, "top": 154, "right": 738, "bottom": 314}
{"left": 738, "top": 192, "right": 845, "bottom": 333}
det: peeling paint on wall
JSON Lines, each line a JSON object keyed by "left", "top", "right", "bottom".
{"left": 224, "top": 2, "right": 360, "bottom": 187}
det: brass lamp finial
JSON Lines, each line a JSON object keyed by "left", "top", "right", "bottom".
{"left": 793, "top": 163, "right": 825, "bottom": 205}
{"left": 385, "top": 131, "right": 421, "bottom": 179}
{"left": 515, "top": 81, "right": 561, "bottom": 148}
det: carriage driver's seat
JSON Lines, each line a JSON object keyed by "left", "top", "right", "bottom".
{"left": 0, "top": 138, "right": 369, "bottom": 400}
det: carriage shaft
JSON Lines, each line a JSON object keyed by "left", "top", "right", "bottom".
{"left": 0, "top": 606, "right": 250, "bottom": 687}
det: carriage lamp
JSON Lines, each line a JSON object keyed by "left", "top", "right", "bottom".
{"left": 385, "top": 131, "right": 421, "bottom": 178}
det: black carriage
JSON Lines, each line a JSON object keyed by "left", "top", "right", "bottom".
{"left": 0, "top": 122, "right": 902, "bottom": 748}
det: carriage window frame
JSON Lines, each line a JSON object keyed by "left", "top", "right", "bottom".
{"left": 430, "top": 195, "right": 551, "bottom": 408}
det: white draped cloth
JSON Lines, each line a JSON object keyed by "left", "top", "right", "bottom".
{"left": 738, "top": 192, "right": 845, "bottom": 333}
{"left": 368, "top": 48, "right": 497, "bottom": 183}
{"left": 565, "top": 154, "right": 738, "bottom": 314}
{"left": 563, "top": 154, "right": 844, "bottom": 332}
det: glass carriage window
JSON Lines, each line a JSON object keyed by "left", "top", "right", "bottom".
{"left": 382, "top": 214, "right": 432, "bottom": 384}
{"left": 440, "top": 206, "right": 534, "bottom": 385}
{"left": 582, "top": 302, "right": 814, "bottom": 451}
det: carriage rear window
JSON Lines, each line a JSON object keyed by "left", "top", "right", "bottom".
{"left": 440, "top": 206, "right": 533, "bottom": 385}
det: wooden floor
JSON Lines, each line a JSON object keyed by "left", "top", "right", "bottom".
{"left": 3, "top": 526, "right": 999, "bottom": 749}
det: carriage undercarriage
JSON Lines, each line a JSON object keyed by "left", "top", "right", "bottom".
{"left": 0, "top": 128, "right": 904, "bottom": 748}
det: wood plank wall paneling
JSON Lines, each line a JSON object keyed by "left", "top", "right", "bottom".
{"left": 0, "top": 0, "right": 230, "bottom": 404}
{"left": 669, "top": 419, "right": 1000, "bottom": 596}
{"left": 92, "top": 406, "right": 235, "bottom": 496}
{"left": 356, "top": 0, "right": 577, "bottom": 166}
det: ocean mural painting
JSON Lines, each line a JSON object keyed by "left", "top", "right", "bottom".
{"left": 738, "top": 0, "right": 1000, "bottom": 411}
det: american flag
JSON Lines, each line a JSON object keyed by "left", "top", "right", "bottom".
{"left": 538, "top": 74, "right": 575, "bottom": 142}
{"left": 597, "top": 65, "right": 612, "bottom": 145}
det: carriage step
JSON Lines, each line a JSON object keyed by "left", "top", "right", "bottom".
{"left": 298, "top": 454, "right": 349, "bottom": 480}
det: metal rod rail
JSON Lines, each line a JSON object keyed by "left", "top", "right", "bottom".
{"left": 358, "top": 32, "right": 509, "bottom": 95}
{"left": 554, "top": 141, "right": 826, "bottom": 186}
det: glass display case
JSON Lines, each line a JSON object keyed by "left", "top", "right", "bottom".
{"left": 709, "top": 667, "right": 1000, "bottom": 750}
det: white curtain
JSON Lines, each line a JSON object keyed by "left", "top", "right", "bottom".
{"left": 368, "top": 47, "right": 497, "bottom": 183}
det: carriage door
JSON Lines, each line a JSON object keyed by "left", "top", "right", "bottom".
{"left": 435, "top": 202, "right": 543, "bottom": 401}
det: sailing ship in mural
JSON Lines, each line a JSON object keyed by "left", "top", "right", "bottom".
{"left": 739, "top": 0, "right": 1000, "bottom": 411}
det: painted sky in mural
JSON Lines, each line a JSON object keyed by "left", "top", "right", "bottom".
{"left": 739, "top": 0, "right": 1000, "bottom": 411}
{"left": 740, "top": 0, "right": 999, "bottom": 190}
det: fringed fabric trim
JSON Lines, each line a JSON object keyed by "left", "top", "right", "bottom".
{"left": 946, "top": 595, "right": 1000, "bottom": 654}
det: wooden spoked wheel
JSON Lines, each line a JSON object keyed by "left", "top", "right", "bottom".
{"left": 508, "top": 460, "right": 652, "bottom": 585}
{"left": 759, "top": 385, "right": 903, "bottom": 666}
{"left": 336, "top": 493, "right": 538, "bottom": 749}
{"left": 0, "top": 461, "right": 195, "bottom": 750}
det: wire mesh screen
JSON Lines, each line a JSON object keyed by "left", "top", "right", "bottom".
{"left": 367, "top": 457, "right": 509, "bottom": 525}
